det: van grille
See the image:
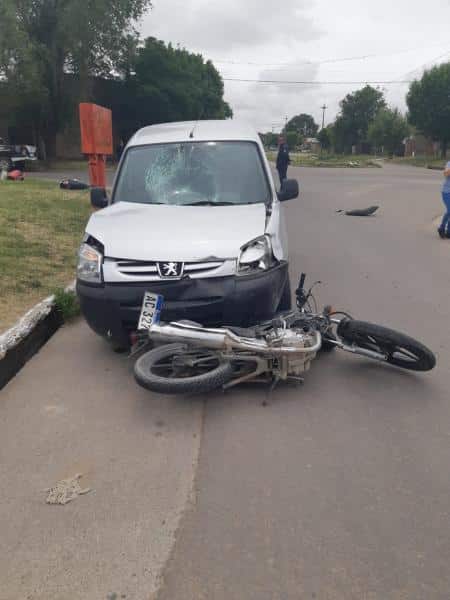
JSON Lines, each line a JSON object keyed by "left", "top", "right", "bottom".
{"left": 115, "top": 259, "right": 224, "bottom": 279}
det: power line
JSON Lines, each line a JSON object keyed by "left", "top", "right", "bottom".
{"left": 220, "top": 50, "right": 450, "bottom": 86}
{"left": 209, "top": 42, "right": 450, "bottom": 68}
{"left": 399, "top": 50, "right": 450, "bottom": 80}
{"left": 223, "top": 78, "right": 412, "bottom": 85}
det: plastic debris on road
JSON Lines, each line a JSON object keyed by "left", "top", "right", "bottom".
{"left": 45, "top": 473, "right": 92, "bottom": 505}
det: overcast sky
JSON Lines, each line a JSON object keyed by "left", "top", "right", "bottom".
{"left": 141, "top": 0, "right": 450, "bottom": 132}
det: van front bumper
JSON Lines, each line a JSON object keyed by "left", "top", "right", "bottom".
{"left": 77, "top": 262, "right": 289, "bottom": 346}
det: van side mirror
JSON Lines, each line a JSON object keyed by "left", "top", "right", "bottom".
{"left": 91, "top": 187, "right": 108, "bottom": 209}
{"left": 277, "top": 179, "right": 299, "bottom": 202}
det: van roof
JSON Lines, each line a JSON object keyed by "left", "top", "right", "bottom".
{"left": 129, "top": 120, "right": 260, "bottom": 146}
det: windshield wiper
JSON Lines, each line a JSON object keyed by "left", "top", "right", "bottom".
{"left": 184, "top": 201, "right": 236, "bottom": 206}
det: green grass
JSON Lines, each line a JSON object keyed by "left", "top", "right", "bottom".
{"left": 26, "top": 158, "right": 117, "bottom": 172}
{"left": 53, "top": 288, "right": 81, "bottom": 321}
{"left": 267, "top": 151, "right": 382, "bottom": 168}
{"left": 0, "top": 178, "right": 92, "bottom": 333}
{"left": 388, "top": 156, "right": 446, "bottom": 170}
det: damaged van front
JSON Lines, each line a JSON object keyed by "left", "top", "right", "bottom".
{"left": 76, "top": 120, "right": 299, "bottom": 348}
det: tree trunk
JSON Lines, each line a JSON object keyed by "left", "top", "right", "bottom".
{"left": 44, "top": 130, "right": 57, "bottom": 160}
{"left": 441, "top": 140, "right": 448, "bottom": 159}
{"left": 38, "top": 136, "right": 47, "bottom": 162}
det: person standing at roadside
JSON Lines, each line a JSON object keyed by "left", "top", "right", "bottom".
{"left": 276, "top": 136, "right": 290, "bottom": 186}
{"left": 438, "top": 159, "right": 450, "bottom": 238}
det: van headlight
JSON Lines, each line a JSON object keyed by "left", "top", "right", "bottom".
{"left": 77, "top": 238, "right": 103, "bottom": 283}
{"left": 238, "top": 235, "right": 276, "bottom": 274}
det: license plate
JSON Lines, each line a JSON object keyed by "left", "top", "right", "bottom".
{"left": 138, "top": 292, "right": 164, "bottom": 331}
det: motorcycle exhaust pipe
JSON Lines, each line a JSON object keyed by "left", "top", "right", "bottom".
{"left": 149, "top": 321, "right": 322, "bottom": 356}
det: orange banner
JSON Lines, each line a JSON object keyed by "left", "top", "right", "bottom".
{"left": 79, "top": 103, "right": 113, "bottom": 156}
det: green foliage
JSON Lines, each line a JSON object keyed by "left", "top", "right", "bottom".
{"left": 286, "top": 131, "right": 301, "bottom": 150}
{"left": 109, "top": 38, "right": 232, "bottom": 139}
{"left": 0, "top": 0, "right": 152, "bottom": 156}
{"left": 53, "top": 289, "right": 80, "bottom": 321}
{"left": 286, "top": 114, "right": 318, "bottom": 137}
{"left": 333, "top": 85, "right": 386, "bottom": 153}
{"left": 368, "top": 108, "right": 409, "bottom": 155}
{"left": 260, "top": 132, "right": 279, "bottom": 148}
{"left": 407, "top": 62, "right": 450, "bottom": 157}
{"left": 317, "top": 127, "right": 332, "bottom": 150}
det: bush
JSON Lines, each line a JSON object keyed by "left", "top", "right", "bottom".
{"left": 53, "top": 288, "right": 80, "bottom": 321}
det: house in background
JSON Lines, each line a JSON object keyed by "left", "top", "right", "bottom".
{"left": 302, "top": 137, "right": 321, "bottom": 153}
{"left": 404, "top": 134, "right": 441, "bottom": 157}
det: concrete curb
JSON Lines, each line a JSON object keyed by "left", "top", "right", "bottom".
{"left": 0, "top": 282, "right": 75, "bottom": 390}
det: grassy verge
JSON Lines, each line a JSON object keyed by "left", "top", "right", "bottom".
{"left": 26, "top": 159, "right": 117, "bottom": 172}
{"left": 387, "top": 156, "right": 446, "bottom": 170}
{"left": 267, "top": 151, "right": 382, "bottom": 168}
{"left": 0, "top": 178, "right": 92, "bottom": 333}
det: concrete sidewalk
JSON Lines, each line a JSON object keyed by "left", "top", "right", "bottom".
{"left": 0, "top": 321, "right": 203, "bottom": 600}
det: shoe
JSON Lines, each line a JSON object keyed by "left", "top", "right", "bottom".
{"left": 438, "top": 228, "right": 445, "bottom": 239}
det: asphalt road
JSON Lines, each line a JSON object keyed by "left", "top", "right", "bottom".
{"left": 0, "top": 324, "right": 203, "bottom": 599}
{"left": 2, "top": 164, "right": 450, "bottom": 599}
{"left": 158, "top": 164, "right": 450, "bottom": 600}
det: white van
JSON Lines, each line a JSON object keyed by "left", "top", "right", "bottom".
{"left": 76, "top": 120, "right": 299, "bottom": 348}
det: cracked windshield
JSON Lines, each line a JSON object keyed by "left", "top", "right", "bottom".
{"left": 113, "top": 141, "right": 270, "bottom": 206}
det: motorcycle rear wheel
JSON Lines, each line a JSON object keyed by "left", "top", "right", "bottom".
{"left": 337, "top": 320, "right": 436, "bottom": 372}
{"left": 134, "top": 343, "right": 234, "bottom": 395}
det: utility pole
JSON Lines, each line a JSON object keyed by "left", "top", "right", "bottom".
{"left": 321, "top": 104, "right": 327, "bottom": 130}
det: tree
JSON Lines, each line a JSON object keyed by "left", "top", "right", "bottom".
{"left": 368, "top": 108, "right": 409, "bottom": 156}
{"left": 260, "top": 132, "right": 279, "bottom": 148}
{"left": 286, "top": 114, "right": 318, "bottom": 138}
{"left": 112, "top": 38, "right": 232, "bottom": 139}
{"left": 0, "top": 0, "right": 153, "bottom": 156}
{"left": 407, "top": 62, "right": 450, "bottom": 158}
{"left": 317, "top": 127, "right": 332, "bottom": 151}
{"left": 333, "top": 85, "right": 386, "bottom": 153}
{"left": 286, "top": 131, "right": 301, "bottom": 150}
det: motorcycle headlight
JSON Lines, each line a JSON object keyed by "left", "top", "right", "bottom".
{"left": 77, "top": 238, "right": 103, "bottom": 283}
{"left": 238, "top": 235, "right": 276, "bottom": 274}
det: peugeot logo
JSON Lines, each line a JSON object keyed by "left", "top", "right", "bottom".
{"left": 157, "top": 261, "right": 184, "bottom": 279}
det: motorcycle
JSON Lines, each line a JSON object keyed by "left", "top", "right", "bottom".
{"left": 132, "top": 274, "right": 436, "bottom": 395}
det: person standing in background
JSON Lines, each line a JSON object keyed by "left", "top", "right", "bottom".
{"left": 276, "top": 137, "right": 290, "bottom": 186}
{"left": 438, "top": 159, "right": 450, "bottom": 238}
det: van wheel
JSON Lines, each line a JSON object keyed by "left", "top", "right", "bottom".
{"left": 107, "top": 339, "right": 129, "bottom": 353}
{"left": 277, "top": 276, "right": 292, "bottom": 311}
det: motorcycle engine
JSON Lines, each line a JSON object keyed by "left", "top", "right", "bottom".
{"left": 268, "top": 328, "right": 318, "bottom": 378}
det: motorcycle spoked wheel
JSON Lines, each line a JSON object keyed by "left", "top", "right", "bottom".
{"left": 134, "top": 343, "right": 235, "bottom": 395}
{"left": 337, "top": 320, "right": 436, "bottom": 372}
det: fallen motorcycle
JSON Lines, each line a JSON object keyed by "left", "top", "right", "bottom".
{"left": 133, "top": 274, "right": 436, "bottom": 395}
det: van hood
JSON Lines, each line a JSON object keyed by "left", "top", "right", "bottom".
{"left": 86, "top": 202, "right": 267, "bottom": 261}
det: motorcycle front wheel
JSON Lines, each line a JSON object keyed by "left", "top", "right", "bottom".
{"left": 337, "top": 320, "right": 436, "bottom": 372}
{"left": 134, "top": 343, "right": 234, "bottom": 395}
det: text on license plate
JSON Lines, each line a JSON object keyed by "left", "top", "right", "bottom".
{"left": 138, "top": 292, "right": 164, "bottom": 331}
